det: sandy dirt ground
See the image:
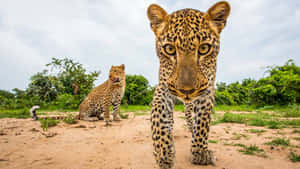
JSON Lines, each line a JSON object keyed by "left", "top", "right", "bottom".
{"left": 0, "top": 111, "right": 299, "bottom": 169}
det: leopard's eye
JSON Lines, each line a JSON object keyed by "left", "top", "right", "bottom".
{"left": 163, "top": 44, "right": 176, "bottom": 56}
{"left": 198, "top": 43, "right": 212, "bottom": 55}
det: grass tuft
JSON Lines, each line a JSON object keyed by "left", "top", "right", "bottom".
{"left": 289, "top": 152, "right": 300, "bottom": 162}
{"left": 247, "top": 129, "right": 266, "bottom": 136}
{"left": 40, "top": 119, "right": 59, "bottom": 131}
{"left": 238, "top": 144, "right": 267, "bottom": 158}
{"left": 63, "top": 114, "right": 77, "bottom": 124}
{"left": 208, "top": 140, "right": 218, "bottom": 144}
{"left": 292, "top": 130, "right": 300, "bottom": 134}
{"left": 231, "top": 132, "right": 250, "bottom": 140}
{"left": 0, "top": 108, "right": 30, "bottom": 118}
{"left": 265, "top": 138, "right": 290, "bottom": 146}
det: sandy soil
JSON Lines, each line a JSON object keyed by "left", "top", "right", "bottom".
{"left": 0, "top": 111, "right": 299, "bottom": 169}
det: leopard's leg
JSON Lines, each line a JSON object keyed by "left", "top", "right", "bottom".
{"left": 81, "top": 109, "right": 98, "bottom": 121}
{"left": 103, "top": 96, "right": 112, "bottom": 126}
{"left": 151, "top": 85, "right": 175, "bottom": 169}
{"left": 112, "top": 97, "right": 121, "bottom": 121}
{"left": 184, "top": 102, "right": 194, "bottom": 132}
{"left": 190, "top": 96, "right": 216, "bottom": 165}
{"left": 96, "top": 106, "right": 104, "bottom": 120}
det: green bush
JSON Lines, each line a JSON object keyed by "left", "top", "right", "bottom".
{"left": 56, "top": 94, "right": 80, "bottom": 109}
{"left": 63, "top": 114, "right": 77, "bottom": 124}
{"left": 40, "top": 119, "right": 60, "bottom": 131}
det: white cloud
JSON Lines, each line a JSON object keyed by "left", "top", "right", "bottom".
{"left": 0, "top": 0, "right": 299, "bottom": 91}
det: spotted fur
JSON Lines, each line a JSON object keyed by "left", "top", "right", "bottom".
{"left": 79, "top": 64, "right": 126, "bottom": 125}
{"left": 147, "top": 2, "right": 230, "bottom": 168}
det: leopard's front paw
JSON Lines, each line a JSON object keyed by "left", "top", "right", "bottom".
{"left": 104, "top": 119, "right": 112, "bottom": 126}
{"left": 190, "top": 149, "right": 216, "bottom": 165}
{"left": 113, "top": 115, "right": 121, "bottom": 121}
{"left": 153, "top": 147, "right": 175, "bottom": 169}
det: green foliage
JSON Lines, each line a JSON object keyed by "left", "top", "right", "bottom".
{"left": 292, "top": 130, "right": 300, "bottom": 134}
{"left": 55, "top": 94, "right": 80, "bottom": 109}
{"left": 0, "top": 108, "right": 30, "bottom": 118}
{"left": 280, "top": 104, "right": 300, "bottom": 117}
{"left": 213, "top": 112, "right": 299, "bottom": 128}
{"left": 289, "top": 152, "right": 300, "bottom": 162}
{"left": 0, "top": 58, "right": 100, "bottom": 110}
{"left": 122, "top": 75, "right": 154, "bottom": 105}
{"left": 237, "top": 144, "right": 267, "bottom": 157}
{"left": 63, "top": 114, "right": 77, "bottom": 124}
{"left": 215, "top": 60, "right": 300, "bottom": 106}
{"left": 45, "top": 58, "right": 100, "bottom": 98}
{"left": 293, "top": 137, "right": 300, "bottom": 141}
{"left": 265, "top": 138, "right": 290, "bottom": 146}
{"left": 40, "top": 119, "right": 60, "bottom": 131}
{"left": 247, "top": 129, "right": 266, "bottom": 136}
{"left": 0, "top": 90, "right": 14, "bottom": 99}
{"left": 208, "top": 140, "right": 218, "bottom": 144}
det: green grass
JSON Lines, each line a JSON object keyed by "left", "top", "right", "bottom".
{"left": 212, "top": 112, "right": 299, "bottom": 128}
{"left": 214, "top": 105, "right": 257, "bottom": 112}
{"left": 0, "top": 108, "right": 30, "bottom": 118}
{"left": 63, "top": 114, "right": 77, "bottom": 124}
{"left": 231, "top": 132, "right": 250, "bottom": 140}
{"left": 293, "top": 137, "right": 300, "bottom": 141}
{"left": 134, "top": 112, "right": 150, "bottom": 117}
{"left": 289, "top": 152, "right": 300, "bottom": 162}
{"left": 231, "top": 143, "right": 267, "bottom": 158}
{"left": 237, "top": 144, "right": 267, "bottom": 158}
{"left": 39, "top": 119, "right": 60, "bottom": 131}
{"left": 120, "top": 105, "right": 151, "bottom": 112}
{"left": 277, "top": 104, "right": 300, "bottom": 117}
{"left": 208, "top": 140, "right": 218, "bottom": 144}
{"left": 265, "top": 138, "right": 290, "bottom": 146}
{"left": 292, "top": 130, "right": 300, "bottom": 134}
{"left": 247, "top": 129, "right": 267, "bottom": 136}
{"left": 174, "top": 105, "right": 185, "bottom": 112}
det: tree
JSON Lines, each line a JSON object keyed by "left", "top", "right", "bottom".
{"left": 46, "top": 58, "right": 100, "bottom": 98}
{"left": 122, "top": 75, "right": 154, "bottom": 105}
{"left": 215, "top": 59, "right": 300, "bottom": 106}
{"left": 26, "top": 57, "right": 101, "bottom": 105}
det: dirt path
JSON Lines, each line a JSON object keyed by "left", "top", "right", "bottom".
{"left": 0, "top": 112, "right": 299, "bottom": 169}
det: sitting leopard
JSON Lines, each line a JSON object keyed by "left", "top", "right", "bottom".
{"left": 147, "top": 1, "right": 230, "bottom": 168}
{"left": 79, "top": 64, "right": 126, "bottom": 125}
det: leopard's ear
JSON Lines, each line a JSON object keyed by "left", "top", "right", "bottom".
{"left": 147, "top": 4, "right": 168, "bottom": 36}
{"left": 120, "top": 64, "right": 125, "bottom": 70}
{"left": 205, "top": 1, "right": 230, "bottom": 34}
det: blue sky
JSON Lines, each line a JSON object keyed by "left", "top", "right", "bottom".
{"left": 0, "top": 0, "right": 299, "bottom": 91}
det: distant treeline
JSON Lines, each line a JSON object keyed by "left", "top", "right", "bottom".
{"left": 0, "top": 58, "right": 299, "bottom": 110}
{"left": 215, "top": 59, "right": 299, "bottom": 106}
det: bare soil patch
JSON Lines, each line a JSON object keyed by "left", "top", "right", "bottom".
{"left": 0, "top": 112, "right": 299, "bottom": 169}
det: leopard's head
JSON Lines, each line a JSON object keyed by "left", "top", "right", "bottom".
{"left": 109, "top": 64, "right": 125, "bottom": 85}
{"left": 147, "top": 1, "right": 230, "bottom": 102}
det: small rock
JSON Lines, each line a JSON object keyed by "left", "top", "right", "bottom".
{"left": 29, "top": 128, "right": 39, "bottom": 132}
{"left": 121, "top": 140, "right": 124, "bottom": 143}
{"left": 0, "top": 131, "right": 7, "bottom": 136}
{"left": 15, "top": 132, "right": 21, "bottom": 136}
{"left": 74, "top": 125, "right": 87, "bottom": 128}
{"left": 89, "top": 125, "right": 96, "bottom": 128}
{"left": 41, "top": 131, "right": 57, "bottom": 138}
{"left": 270, "top": 146, "right": 274, "bottom": 150}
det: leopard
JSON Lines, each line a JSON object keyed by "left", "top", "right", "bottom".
{"left": 79, "top": 64, "right": 126, "bottom": 125}
{"left": 147, "top": 1, "right": 230, "bottom": 168}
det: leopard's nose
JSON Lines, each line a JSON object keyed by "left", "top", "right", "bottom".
{"left": 179, "top": 89, "right": 195, "bottom": 95}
